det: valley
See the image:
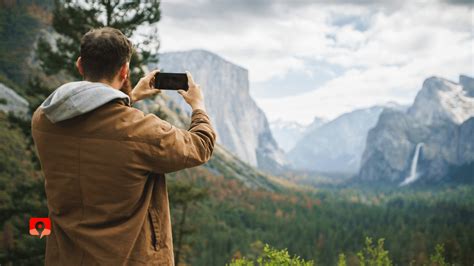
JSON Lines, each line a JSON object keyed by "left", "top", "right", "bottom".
{"left": 0, "top": 2, "right": 473, "bottom": 265}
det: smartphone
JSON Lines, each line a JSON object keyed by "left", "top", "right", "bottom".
{"left": 154, "top": 72, "right": 189, "bottom": 91}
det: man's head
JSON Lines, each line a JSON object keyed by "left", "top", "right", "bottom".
{"left": 76, "top": 27, "right": 133, "bottom": 94}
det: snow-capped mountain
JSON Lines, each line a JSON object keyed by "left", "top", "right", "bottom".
{"left": 270, "top": 117, "right": 327, "bottom": 152}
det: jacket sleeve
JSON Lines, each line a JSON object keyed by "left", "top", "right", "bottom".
{"left": 145, "top": 109, "right": 217, "bottom": 173}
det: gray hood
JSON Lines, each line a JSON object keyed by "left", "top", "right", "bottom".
{"left": 40, "top": 81, "right": 130, "bottom": 123}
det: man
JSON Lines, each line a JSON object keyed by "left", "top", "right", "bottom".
{"left": 32, "top": 27, "right": 216, "bottom": 265}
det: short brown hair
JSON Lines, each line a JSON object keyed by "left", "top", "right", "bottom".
{"left": 80, "top": 27, "right": 133, "bottom": 81}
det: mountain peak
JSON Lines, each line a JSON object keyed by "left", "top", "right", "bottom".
{"left": 159, "top": 49, "right": 248, "bottom": 73}
{"left": 459, "top": 74, "right": 473, "bottom": 83}
{"left": 381, "top": 101, "right": 407, "bottom": 111}
{"left": 270, "top": 119, "right": 305, "bottom": 130}
{"left": 310, "top": 116, "right": 326, "bottom": 125}
{"left": 460, "top": 75, "right": 474, "bottom": 97}
{"left": 422, "top": 76, "right": 457, "bottom": 93}
{"left": 409, "top": 76, "right": 474, "bottom": 125}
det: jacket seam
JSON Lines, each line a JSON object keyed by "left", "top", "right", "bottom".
{"left": 78, "top": 138, "right": 86, "bottom": 265}
{"left": 183, "top": 135, "right": 191, "bottom": 167}
{"left": 185, "top": 111, "right": 209, "bottom": 166}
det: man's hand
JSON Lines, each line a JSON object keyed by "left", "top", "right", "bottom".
{"left": 178, "top": 71, "right": 206, "bottom": 111}
{"left": 131, "top": 70, "right": 161, "bottom": 103}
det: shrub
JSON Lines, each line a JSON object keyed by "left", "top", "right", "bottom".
{"left": 228, "top": 244, "right": 314, "bottom": 266}
{"left": 337, "top": 253, "right": 347, "bottom": 266}
{"left": 357, "top": 237, "right": 392, "bottom": 266}
{"left": 429, "top": 244, "right": 447, "bottom": 266}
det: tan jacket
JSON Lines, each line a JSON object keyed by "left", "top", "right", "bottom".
{"left": 31, "top": 81, "right": 216, "bottom": 265}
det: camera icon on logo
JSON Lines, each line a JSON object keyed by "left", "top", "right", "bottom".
{"left": 29, "top": 217, "right": 51, "bottom": 238}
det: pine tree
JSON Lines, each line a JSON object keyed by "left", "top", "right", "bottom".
{"left": 357, "top": 237, "right": 392, "bottom": 266}
{"left": 37, "top": 0, "right": 161, "bottom": 84}
{"left": 169, "top": 180, "right": 208, "bottom": 266}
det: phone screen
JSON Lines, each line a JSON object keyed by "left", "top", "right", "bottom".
{"left": 154, "top": 72, "right": 189, "bottom": 91}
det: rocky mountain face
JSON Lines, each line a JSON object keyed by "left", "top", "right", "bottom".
{"left": 0, "top": 83, "right": 29, "bottom": 117}
{"left": 151, "top": 50, "right": 286, "bottom": 172}
{"left": 359, "top": 75, "right": 474, "bottom": 184}
{"left": 288, "top": 106, "right": 386, "bottom": 174}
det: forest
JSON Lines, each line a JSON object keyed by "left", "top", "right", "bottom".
{"left": 0, "top": 1, "right": 473, "bottom": 265}
{"left": 167, "top": 170, "right": 474, "bottom": 265}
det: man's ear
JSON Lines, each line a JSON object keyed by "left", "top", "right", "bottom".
{"left": 76, "top": 57, "right": 84, "bottom": 77}
{"left": 119, "top": 63, "right": 129, "bottom": 81}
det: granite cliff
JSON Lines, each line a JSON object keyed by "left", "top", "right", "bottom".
{"left": 359, "top": 75, "right": 474, "bottom": 184}
{"left": 151, "top": 50, "right": 286, "bottom": 172}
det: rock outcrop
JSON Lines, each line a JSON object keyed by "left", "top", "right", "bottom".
{"left": 0, "top": 83, "right": 29, "bottom": 117}
{"left": 359, "top": 76, "right": 474, "bottom": 184}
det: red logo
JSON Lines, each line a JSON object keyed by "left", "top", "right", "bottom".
{"left": 29, "top": 217, "right": 51, "bottom": 238}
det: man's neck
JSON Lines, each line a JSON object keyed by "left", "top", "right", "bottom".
{"left": 88, "top": 78, "right": 121, "bottom": 90}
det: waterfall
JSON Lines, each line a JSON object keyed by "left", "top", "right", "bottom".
{"left": 400, "top": 143, "right": 424, "bottom": 186}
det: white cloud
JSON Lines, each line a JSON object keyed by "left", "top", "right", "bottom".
{"left": 158, "top": 0, "right": 473, "bottom": 123}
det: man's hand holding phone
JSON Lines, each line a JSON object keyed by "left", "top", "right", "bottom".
{"left": 133, "top": 70, "right": 205, "bottom": 111}
{"left": 178, "top": 72, "right": 206, "bottom": 112}
{"left": 131, "top": 70, "right": 161, "bottom": 103}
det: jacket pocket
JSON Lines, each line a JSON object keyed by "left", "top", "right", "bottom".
{"left": 148, "top": 209, "right": 159, "bottom": 251}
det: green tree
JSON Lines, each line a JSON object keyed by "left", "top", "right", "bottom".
{"left": 228, "top": 244, "right": 314, "bottom": 266}
{"left": 357, "top": 238, "right": 392, "bottom": 266}
{"left": 169, "top": 180, "right": 208, "bottom": 266}
{"left": 429, "top": 244, "right": 447, "bottom": 266}
{"left": 337, "top": 253, "right": 347, "bottom": 266}
{"left": 0, "top": 1, "right": 44, "bottom": 87}
{"left": 37, "top": 0, "right": 161, "bottom": 84}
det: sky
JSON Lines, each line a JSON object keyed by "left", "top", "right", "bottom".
{"left": 158, "top": 0, "right": 473, "bottom": 124}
